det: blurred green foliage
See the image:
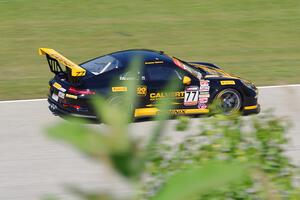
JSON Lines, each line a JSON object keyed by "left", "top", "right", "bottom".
{"left": 151, "top": 162, "right": 246, "bottom": 200}
{"left": 144, "top": 112, "right": 300, "bottom": 199}
{"left": 46, "top": 62, "right": 248, "bottom": 199}
{"left": 1, "top": 0, "right": 300, "bottom": 99}
{"left": 46, "top": 60, "right": 300, "bottom": 199}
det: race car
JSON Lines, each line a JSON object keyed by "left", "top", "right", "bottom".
{"left": 39, "top": 48, "right": 260, "bottom": 120}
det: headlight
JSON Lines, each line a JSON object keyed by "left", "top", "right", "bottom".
{"left": 241, "top": 80, "right": 257, "bottom": 91}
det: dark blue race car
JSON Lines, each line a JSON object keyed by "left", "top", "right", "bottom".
{"left": 39, "top": 48, "right": 260, "bottom": 120}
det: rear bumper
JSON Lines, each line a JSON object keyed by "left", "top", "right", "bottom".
{"left": 48, "top": 98, "right": 97, "bottom": 120}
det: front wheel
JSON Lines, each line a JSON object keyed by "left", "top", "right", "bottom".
{"left": 213, "top": 88, "right": 242, "bottom": 115}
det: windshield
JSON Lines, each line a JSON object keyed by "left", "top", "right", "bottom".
{"left": 205, "top": 68, "right": 229, "bottom": 76}
{"left": 172, "top": 57, "right": 203, "bottom": 79}
{"left": 189, "top": 63, "right": 230, "bottom": 77}
{"left": 81, "top": 55, "right": 121, "bottom": 75}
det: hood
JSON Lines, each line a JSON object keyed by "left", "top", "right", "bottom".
{"left": 189, "top": 63, "right": 237, "bottom": 79}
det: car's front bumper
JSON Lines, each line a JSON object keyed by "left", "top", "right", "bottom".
{"left": 242, "top": 104, "right": 261, "bottom": 115}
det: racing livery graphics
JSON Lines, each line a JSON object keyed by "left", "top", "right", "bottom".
{"left": 39, "top": 48, "right": 260, "bottom": 120}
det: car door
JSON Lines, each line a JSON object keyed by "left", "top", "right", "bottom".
{"left": 142, "top": 64, "right": 199, "bottom": 109}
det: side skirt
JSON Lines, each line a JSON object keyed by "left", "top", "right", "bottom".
{"left": 134, "top": 108, "right": 209, "bottom": 118}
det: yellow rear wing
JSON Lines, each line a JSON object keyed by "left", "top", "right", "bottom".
{"left": 39, "top": 48, "right": 86, "bottom": 77}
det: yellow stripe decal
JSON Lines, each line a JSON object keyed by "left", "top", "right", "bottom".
{"left": 112, "top": 86, "right": 128, "bottom": 92}
{"left": 183, "top": 109, "right": 209, "bottom": 114}
{"left": 39, "top": 48, "right": 86, "bottom": 77}
{"left": 134, "top": 108, "right": 209, "bottom": 118}
{"left": 134, "top": 108, "right": 159, "bottom": 117}
{"left": 244, "top": 105, "right": 258, "bottom": 110}
{"left": 53, "top": 82, "right": 62, "bottom": 90}
{"left": 66, "top": 94, "right": 78, "bottom": 99}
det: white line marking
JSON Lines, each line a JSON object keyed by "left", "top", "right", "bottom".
{"left": 0, "top": 98, "right": 46, "bottom": 104}
{"left": 0, "top": 84, "right": 299, "bottom": 104}
{"left": 258, "top": 84, "right": 300, "bottom": 89}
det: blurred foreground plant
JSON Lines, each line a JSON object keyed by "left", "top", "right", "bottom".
{"left": 45, "top": 60, "right": 299, "bottom": 200}
{"left": 46, "top": 104, "right": 299, "bottom": 199}
{"left": 144, "top": 111, "right": 300, "bottom": 199}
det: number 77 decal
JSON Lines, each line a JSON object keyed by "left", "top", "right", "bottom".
{"left": 184, "top": 86, "right": 199, "bottom": 106}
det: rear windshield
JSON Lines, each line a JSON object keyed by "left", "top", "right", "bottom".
{"left": 81, "top": 55, "right": 121, "bottom": 75}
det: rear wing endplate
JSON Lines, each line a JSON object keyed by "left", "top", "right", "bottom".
{"left": 39, "top": 48, "right": 86, "bottom": 77}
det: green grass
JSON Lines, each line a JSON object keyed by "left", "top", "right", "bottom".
{"left": 0, "top": 0, "right": 300, "bottom": 100}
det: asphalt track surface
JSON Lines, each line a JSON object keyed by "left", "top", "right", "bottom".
{"left": 0, "top": 85, "right": 300, "bottom": 200}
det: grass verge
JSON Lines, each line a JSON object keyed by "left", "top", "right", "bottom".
{"left": 1, "top": 0, "right": 299, "bottom": 100}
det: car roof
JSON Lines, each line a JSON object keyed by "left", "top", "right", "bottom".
{"left": 109, "top": 49, "right": 173, "bottom": 66}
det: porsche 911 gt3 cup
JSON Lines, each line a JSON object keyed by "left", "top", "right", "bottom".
{"left": 39, "top": 48, "right": 260, "bottom": 120}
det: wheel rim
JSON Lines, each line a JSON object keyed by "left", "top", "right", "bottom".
{"left": 216, "top": 89, "right": 241, "bottom": 114}
{"left": 108, "top": 96, "right": 133, "bottom": 112}
{"left": 108, "top": 96, "right": 123, "bottom": 106}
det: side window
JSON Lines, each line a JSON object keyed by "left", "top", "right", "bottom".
{"left": 145, "top": 65, "right": 183, "bottom": 81}
{"left": 81, "top": 55, "right": 121, "bottom": 75}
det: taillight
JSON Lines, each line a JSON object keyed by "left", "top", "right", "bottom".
{"left": 68, "top": 87, "right": 95, "bottom": 95}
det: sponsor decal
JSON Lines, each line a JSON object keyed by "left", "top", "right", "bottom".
{"left": 184, "top": 86, "right": 199, "bottom": 106}
{"left": 58, "top": 91, "right": 65, "bottom": 99}
{"left": 120, "top": 76, "right": 128, "bottom": 81}
{"left": 173, "top": 58, "right": 185, "bottom": 69}
{"left": 51, "top": 93, "right": 59, "bottom": 102}
{"left": 53, "top": 82, "right": 62, "bottom": 90}
{"left": 220, "top": 80, "right": 235, "bottom": 85}
{"left": 170, "top": 109, "right": 209, "bottom": 115}
{"left": 137, "top": 86, "right": 147, "bottom": 96}
{"left": 59, "top": 88, "right": 66, "bottom": 92}
{"left": 185, "top": 86, "right": 199, "bottom": 91}
{"left": 200, "top": 80, "right": 210, "bottom": 86}
{"left": 66, "top": 94, "right": 78, "bottom": 99}
{"left": 134, "top": 108, "right": 209, "bottom": 117}
{"left": 119, "top": 76, "right": 136, "bottom": 81}
{"left": 145, "top": 61, "right": 164, "bottom": 65}
{"left": 52, "top": 82, "right": 66, "bottom": 92}
{"left": 170, "top": 109, "right": 185, "bottom": 115}
{"left": 199, "top": 92, "right": 210, "bottom": 98}
{"left": 146, "top": 104, "right": 155, "bottom": 107}
{"left": 150, "top": 91, "right": 184, "bottom": 101}
{"left": 205, "top": 75, "right": 219, "bottom": 78}
{"left": 199, "top": 97, "right": 208, "bottom": 104}
{"left": 112, "top": 86, "right": 128, "bottom": 92}
{"left": 200, "top": 85, "right": 210, "bottom": 92}
{"left": 198, "top": 103, "right": 208, "bottom": 109}
{"left": 173, "top": 58, "right": 203, "bottom": 78}
{"left": 120, "top": 73, "right": 145, "bottom": 81}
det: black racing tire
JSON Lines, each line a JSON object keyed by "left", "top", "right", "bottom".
{"left": 106, "top": 95, "right": 134, "bottom": 119}
{"left": 107, "top": 95, "right": 124, "bottom": 106}
{"left": 213, "top": 88, "right": 242, "bottom": 115}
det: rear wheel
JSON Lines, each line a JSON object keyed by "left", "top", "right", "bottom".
{"left": 107, "top": 95, "right": 134, "bottom": 119}
{"left": 107, "top": 95, "right": 124, "bottom": 106}
{"left": 213, "top": 88, "right": 242, "bottom": 115}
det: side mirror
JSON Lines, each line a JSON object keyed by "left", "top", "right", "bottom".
{"left": 183, "top": 76, "right": 191, "bottom": 85}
